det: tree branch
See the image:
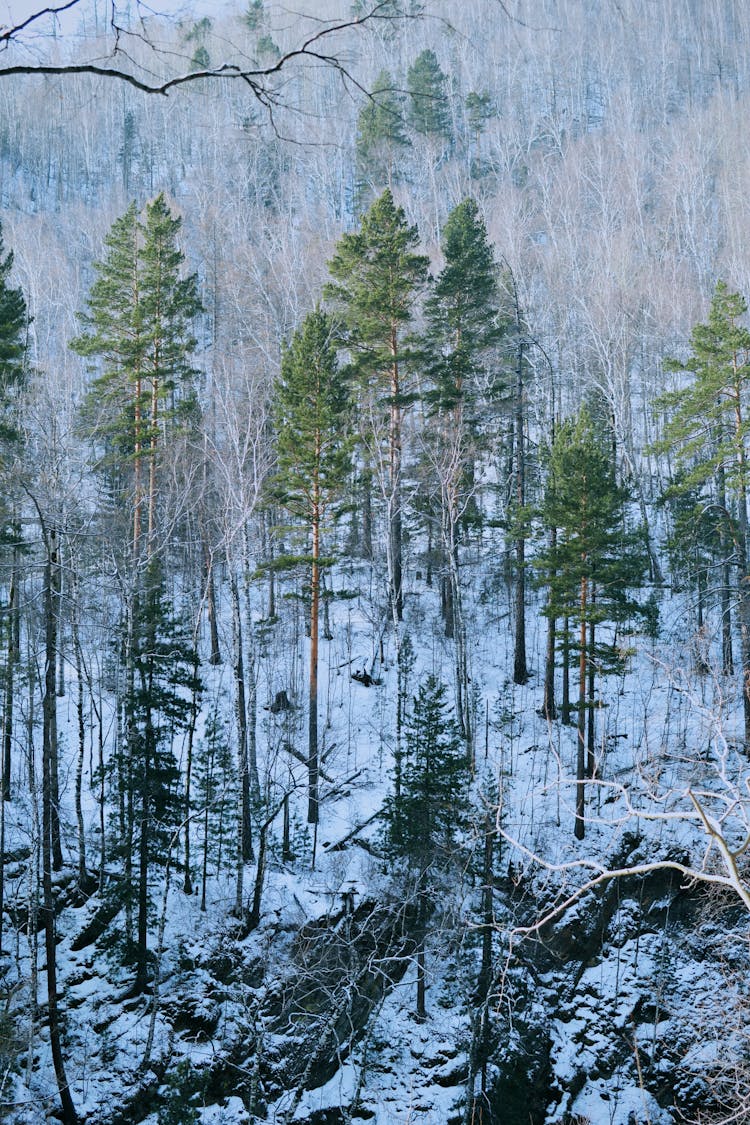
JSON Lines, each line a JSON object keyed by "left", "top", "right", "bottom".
{"left": 0, "top": 1, "right": 416, "bottom": 101}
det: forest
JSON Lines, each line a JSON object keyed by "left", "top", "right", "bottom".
{"left": 0, "top": 1, "right": 749, "bottom": 1122}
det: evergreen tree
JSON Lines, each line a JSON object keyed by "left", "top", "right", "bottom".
{"left": 272, "top": 309, "right": 352, "bottom": 836}
{"left": 0, "top": 224, "right": 28, "bottom": 808}
{"left": 72, "top": 197, "right": 202, "bottom": 988}
{"left": 662, "top": 479, "right": 730, "bottom": 673}
{"left": 325, "top": 189, "right": 428, "bottom": 623}
{"left": 242, "top": 0, "right": 264, "bottom": 32}
{"left": 193, "top": 698, "right": 236, "bottom": 911}
{"left": 655, "top": 280, "right": 750, "bottom": 745}
{"left": 0, "top": 225, "right": 28, "bottom": 456}
{"left": 355, "top": 70, "right": 408, "bottom": 200}
{"left": 129, "top": 561, "right": 202, "bottom": 990}
{"left": 407, "top": 49, "right": 451, "bottom": 140}
{"left": 72, "top": 194, "right": 201, "bottom": 559}
{"left": 423, "top": 199, "right": 500, "bottom": 413}
{"left": 421, "top": 198, "right": 501, "bottom": 744}
{"left": 536, "top": 408, "right": 649, "bottom": 840}
{"left": 384, "top": 673, "right": 468, "bottom": 1018}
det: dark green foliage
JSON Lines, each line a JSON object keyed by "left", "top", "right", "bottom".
{"left": 662, "top": 476, "right": 724, "bottom": 590}
{"left": 325, "top": 189, "right": 428, "bottom": 389}
{"left": 654, "top": 280, "right": 750, "bottom": 735}
{"left": 157, "top": 1059, "right": 204, "bottom": 1125}
{"left": 256, "top": 35, "right": 281, "bottom": 60}
{"left": 191, "top": 45, "right": 210, "bottom": 69}
{"left": 423, "top": 198, "right": 501, "bottom": 415}
{"left": 537, "top": 408, "right": 650, "bottom": 658}
{"left": 193, "top": 699, "right": 236, "bottom": 880}
{"left": 128, "top": 565, "right": 202, "bottom": 865}
{"left": 656, "top": 280, "right": 750, "bottom": 495}
{"left": 355, "top": 70, "right": 408, "bottom": 194}
{"left": 72, "top": 194, "right": 201, "bottom": 482}
{"left": 272, "top": 308, "right": 353, "bottom": 527}
{"left": 465, "top": 90, "right": 494, "bottom": 135}
{"left": 325, "top": 189, "right": 428, "bottom": 620}
{"left": 242, "top": 0, "right": 264, "bottom": 31}
{"left": 0, "top": 224, "right": 27, "bottom": 540}
{"left": 384, "top": 674, "right": 468, "bottom": 868}
{"left": 407, "top": 49, "right": 451, "bottom": 139}
{"left": 0, "top": 226, "right": 27, "bottom": 436}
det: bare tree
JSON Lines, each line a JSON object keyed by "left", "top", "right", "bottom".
{"left": 0, "top": 1, "right": 416, "bottom": 110}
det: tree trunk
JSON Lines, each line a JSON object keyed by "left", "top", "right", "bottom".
{"left": 42, "top": 537, "right": 78, "bottom": 1124}
{"left": 230, "top": 568, "right": 252, "bottom": 861}
{"left": 2, "top": 540, "right": 17, "bottom": 800}
{"left": 136, "top": 659, "right": 154, "bottom": 993}
{"left": 49, "top": 528, "right": 63, "bottom": 872}
{"left": 561, "top": 616, "right": 571, "bottom": 724}
{"left": 513, "top": 339, "right": 528, "bottom": 685}
{"left": 575, "top": 578, "right": 587, "bottom": 841}
{"left": 389, "top": 334, "right": 403, "bottom": 622}
{"left": 204, "top": 541, "right": 221, "bottom": 665}
{"left": 543, "top": 613, "right": 557, "bottom": 721}
{"left": 182, "top": 667, "right": 200, "bottom": 896}
{"left": 587, "top": 618, "right": 596, "bottom": 780}
{"left": 308, "top": 499, "right": 320, "bottom": 829}
{"left": 717, "top": 460, "right": 733, "bottom": 674}
{"left": 230, "top": 568, "right": 252, "bottom": 916}
{"left": 72, "top": 594, "right": 88, "bottom": 893}
{"left": 415, "top": 884, "right": 428, "bottom": 1021}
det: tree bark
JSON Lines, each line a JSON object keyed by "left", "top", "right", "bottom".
{"left": 42, "top": 533, "right": 79, "bottom": 1124}
{"left": 308, "top": 492, "right": 320, "bottom": 829}
{"left": 513, "top": 339, "right": 528, "bottom": 685}
{"left": 2, "top": 540, "right": 17, "bottom": 800}
{"left": 49, "top": 527, "right": 63, "bottom": 872}
{"left": 575, "top": 577, "right": 587, "bottom": 840}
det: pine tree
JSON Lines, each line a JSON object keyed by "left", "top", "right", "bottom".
{"left": 662, "top": 479, "right": 729, "bottom": 673}
{"left": 422, "top": 199, "right": 501, "bottom": 745}
{"left": 355, "top": 70, "right": 408, "bottom": 200}
{"left": 325, "top": 189, "right": 428, "bottom": 624}
{"left": 0, "top": 225, "right": 28, "bottom": 457}
{"left": 0, "top": 224, "right": 28, "bottom": 807}
{"left": 407, "top": 49, "right": 451, "bottom": 141}
{"left": 272, "top": 309, "right": 352, "bottom": 837}
{"left": 193, "top": 699, "right": 236, "bottom": 912}
{"left": 72, "top": 194, "right": 201, "bottom": 560}
{"left": 655, "top": 280, "right": 750, "bottom": 745}
{"left": 129, "top": 561, "right": 202, "bottom": 990}
{"left": 536, "top": 408, "right": 649, "bottom": 840}
{"left": 384, "top": 673, "right": 468, "bottom": 1018}
{"left": 72, "top": 197, "right": 203, "bottom": 988}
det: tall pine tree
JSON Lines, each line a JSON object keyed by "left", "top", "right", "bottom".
{"left": 325, "top": 189, "right": 428, "bottom": 624}
{"left": 422, "top": 198, "right": 501, "bottom": 746}
{"left": 355, "top": 70, "right": 408, "bottom": 202}
{"left": 536, "top": 408, "right": 649, "bottom": 840}
{"left": 407, "top": 49, "right": 451, "bottom": 141}
{"left": 72, "top": 195, "right": 203, "bottom": 988}
{"left": 655, "top": 281, "right": 750, "bottom": 746}
{"left": 272, "top": 309, "right": 352, "bottom": 839}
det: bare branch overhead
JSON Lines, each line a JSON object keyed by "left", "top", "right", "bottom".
{"left": 0, "top": 0, "right": 418, "bottom": 100}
